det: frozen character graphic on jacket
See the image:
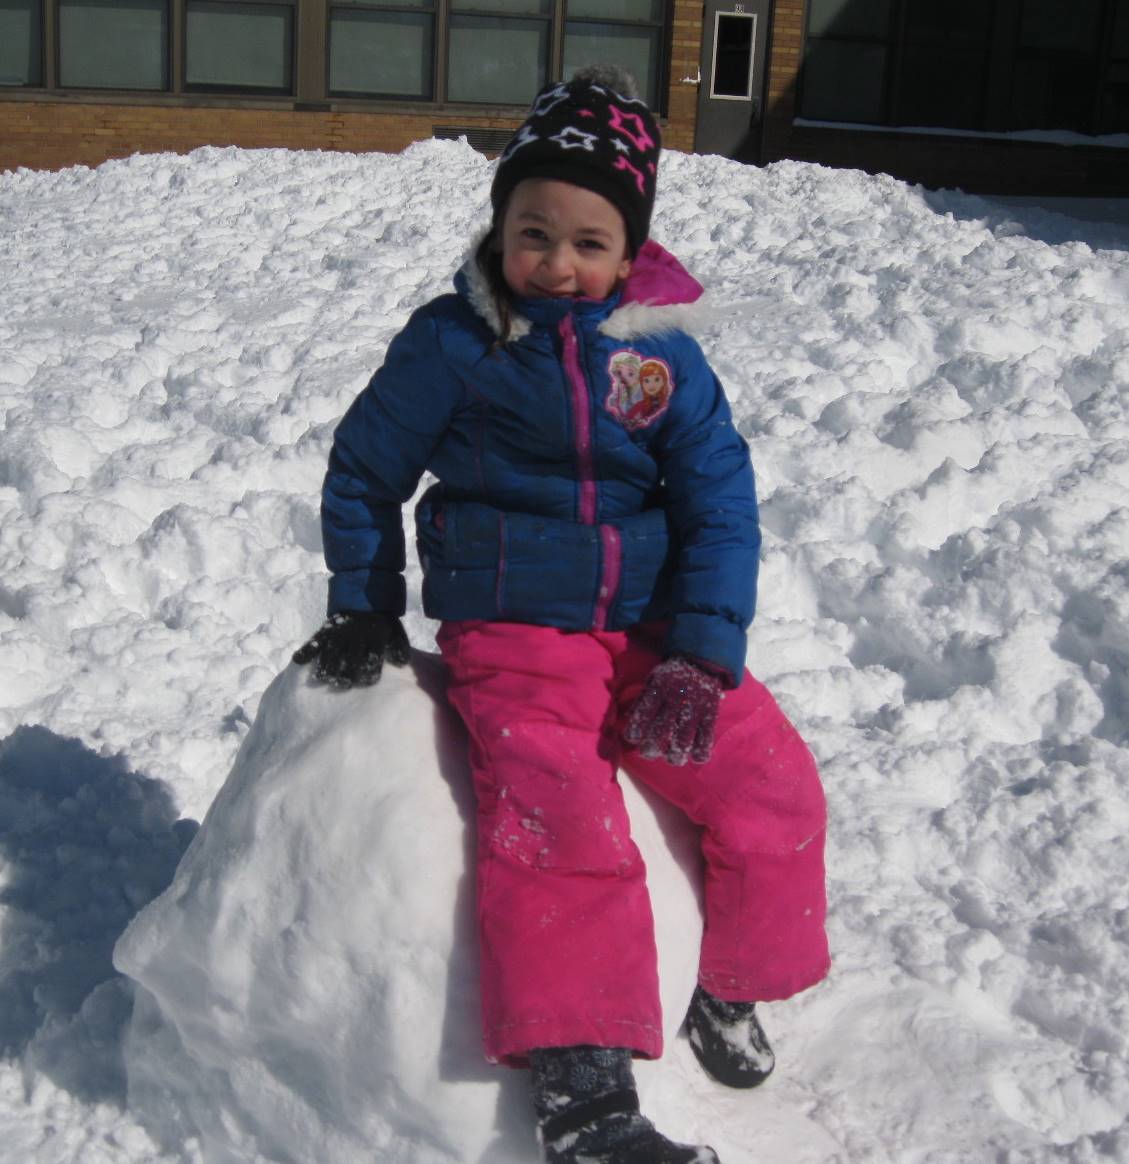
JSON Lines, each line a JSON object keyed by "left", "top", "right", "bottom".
{"left": 608, "top": 350, "right": 643, "bottom": 415}
{"left": 624, "top": 357, "right": 673, "bottom": 428}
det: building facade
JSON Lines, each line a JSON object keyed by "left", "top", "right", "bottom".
{"left": 2, "top": 0, "right": 1127, "bottom": 194}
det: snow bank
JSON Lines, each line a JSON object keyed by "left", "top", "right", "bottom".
{"left": 3, "top": 140, "right": 1129, "bottom": 1161}
{"left": 114, "top": 656, "right": 705, "bottom": 1164}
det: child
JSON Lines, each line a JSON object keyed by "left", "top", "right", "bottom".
{"left": 294, "top": 66, "right": 829, "bottom": 1164}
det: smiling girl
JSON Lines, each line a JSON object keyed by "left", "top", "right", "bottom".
{"left": 295, "top": 66, "right": 829, "bottom": 1164}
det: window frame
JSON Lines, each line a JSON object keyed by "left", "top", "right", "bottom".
{"left": 326, "top": 0, "right": 436, "bottom": 101}
{"left": 561, "top": 0, "right": 667, "bottom": 110}
{"left": 798, "top": 0, "right": 897, "bottom": 126}
{"left": 707, "top": 10, "right": 757, "bottom": 101}
{"left": 182, "top": 0, "right": 297, "bottom": 96}
{"left": 0, "top": 0, "right": 46, "bottom": 87}
{"left": 55, "top": 0, "right": 171, "bottom": 92}
{"left": 444, "top": 0, "right": 553, "bottom": 105}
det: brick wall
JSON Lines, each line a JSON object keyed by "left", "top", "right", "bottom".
{"left": 1, "top": 19, "right": 702, "bottom": 176}
{"left": 665, "top": 0, "right": 705, "bottom": 154}
{"left": 0, "top": 99, "right": 534, "bottom": 173}
{"left": 1, "top": 90, "right": 698, "bottom": 175}
{"left": 763, "top": 0, "right": 804, "bottom": 162}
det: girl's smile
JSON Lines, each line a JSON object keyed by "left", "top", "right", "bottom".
{"left": 500, "top": 179, "right": 633, "bottom": 302}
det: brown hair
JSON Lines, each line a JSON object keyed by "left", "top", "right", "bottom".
{"left": 474, "top": 225, "right": 516, "bottom": 347}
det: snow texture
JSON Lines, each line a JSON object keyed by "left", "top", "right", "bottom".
{"left": 1, "top": 139, "right": 1128, "bottom": 1162}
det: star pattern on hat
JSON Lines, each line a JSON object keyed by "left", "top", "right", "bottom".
{"left": 499, "top": 125, "right": 539, "bottom": 163}
{"left": 549, "top": 126, "right": 599, "bottom": 151}
{"left": 613, "top": 156, "right": 647, "bottom": 195}
{"left": 608, "top": 104, "right": 656, "bottom": 152}
{"left": 530, "top": 83, "right": 570, "bottom": 118}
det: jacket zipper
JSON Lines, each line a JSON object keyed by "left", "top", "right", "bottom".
{"left": 596, "top": 525, "right": 622, "bottom": 631}
{"left": 559, "top": 312, "right": 621, "bottom": 630}
{"left": 560, "top": 313, "right": 597, "bottom": 525}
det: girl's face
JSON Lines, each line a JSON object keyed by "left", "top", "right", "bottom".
{"left": 500, "top": 179, "right": 632, "bottom": 301}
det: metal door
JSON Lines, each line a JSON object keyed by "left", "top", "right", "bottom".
{"left": 694, "top": 0, "right": 770, "bottom": 162}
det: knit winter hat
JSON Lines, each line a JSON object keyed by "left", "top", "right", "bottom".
{"left": 490, "top": 66, "right": 662, "bottom": 256}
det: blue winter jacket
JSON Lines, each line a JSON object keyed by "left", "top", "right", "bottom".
{"left": 321, "top": 240, "right": 760, "bottom": 686}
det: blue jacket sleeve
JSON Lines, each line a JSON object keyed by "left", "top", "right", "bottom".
{"left": 651, "top": 336, "right": 760, "bottom": 686}
{"left": 321, "top": 304, "right": 463, "bottom": 616}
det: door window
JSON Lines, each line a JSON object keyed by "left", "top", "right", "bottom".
{"left": 710, "top": 11, "right": 755, "bottom": 100}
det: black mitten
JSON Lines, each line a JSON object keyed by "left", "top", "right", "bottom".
{"left": 292, "top": 612, "right": 410, "bottom": 689}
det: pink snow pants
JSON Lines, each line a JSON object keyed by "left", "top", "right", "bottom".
{"left": 437, "top": 620, "right": 829, "bottom": 1066}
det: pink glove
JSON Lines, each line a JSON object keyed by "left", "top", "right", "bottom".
{"left": 623, "top": 656, "right": 724, "bottom": 766}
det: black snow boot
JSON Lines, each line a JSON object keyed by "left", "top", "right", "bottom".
{"left": 684, "top": 986, "right": 775, "bottom": 1089}
{"left": 531, "top": 1045, "right": 720, "bottom": 1164}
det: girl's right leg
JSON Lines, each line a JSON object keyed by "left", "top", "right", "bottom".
{"left": 437, "top": 621, "right": 664, "bottom": 1067}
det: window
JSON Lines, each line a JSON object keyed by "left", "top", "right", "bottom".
{"left": 1105, "top": 4, "right": 1129, "bottom": 132}
{"left": 329, "top": 0, "right": 434, "bottom": 98}
{"left": 0, "top": 0, "right": 42, "bottom": 85}
{"left": 327, "top": 0, "right": 668, "bottom": 107}
{"left": 448, "top": 0, "right": 550, "bottom": 105}
{"left": 708, "top": 13, "right": 756, "bottom": 100}
{"left": 801, "top": 0, "right": 890, "bottom": 123}
{"left": 59, "top": 0, "right": 167, "bottom": 89}
{"left": 1010, "top": 0, "right": 1103, "bottom": 131}
{"left": 563, "top": 0, "right": 665, "bottom": 109}
{"left": 800, "top": 0, "right": 1129, "bottom": 137}
{"left": 898, "top": 3, "right": 992, "bottom": 130}
{"left": 4, "top": 0, "right": 670, "bottom": 108}
{"left": 808, "top": 0, "right": 889, "bottom": 38}
{"left": 186, "top": 0, "right": 294, "bottom": 92}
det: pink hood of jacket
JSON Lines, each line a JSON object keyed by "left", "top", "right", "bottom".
{"left": 618, "top": 239, "right": 704, "bottom": 308}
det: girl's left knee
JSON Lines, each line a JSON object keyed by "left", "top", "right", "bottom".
{"left": 705, "top": 701, "right": 826, "bottom": 850}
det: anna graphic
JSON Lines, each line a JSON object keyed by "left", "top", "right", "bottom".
{"left": 624, "top": 358, "right": 673, "bottom": 428}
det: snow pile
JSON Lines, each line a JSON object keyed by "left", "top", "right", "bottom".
{"left": 114, "top": 658, "right": 703, "bottom": 1163}
{"left": 1, "top": 141, "right": 1128, "bottom": 1162}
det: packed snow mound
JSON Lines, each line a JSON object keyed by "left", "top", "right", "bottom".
{"left": 113, "top": 654, "right": 706, "bottom": 1164}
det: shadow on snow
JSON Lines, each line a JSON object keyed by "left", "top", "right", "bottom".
{"left": 0, "top": 724, "right": 197, "bottom": 1104}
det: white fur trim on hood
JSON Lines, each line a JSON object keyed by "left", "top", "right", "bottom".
{"left": 597, "top": 297, "right": 715, "bottom": 342}
{"left": 459, "top": 243, "right": 532, "bottom": 342}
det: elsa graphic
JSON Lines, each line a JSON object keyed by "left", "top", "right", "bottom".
{"left": 608, "top": 351, "right": 642, "bottom": 415}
